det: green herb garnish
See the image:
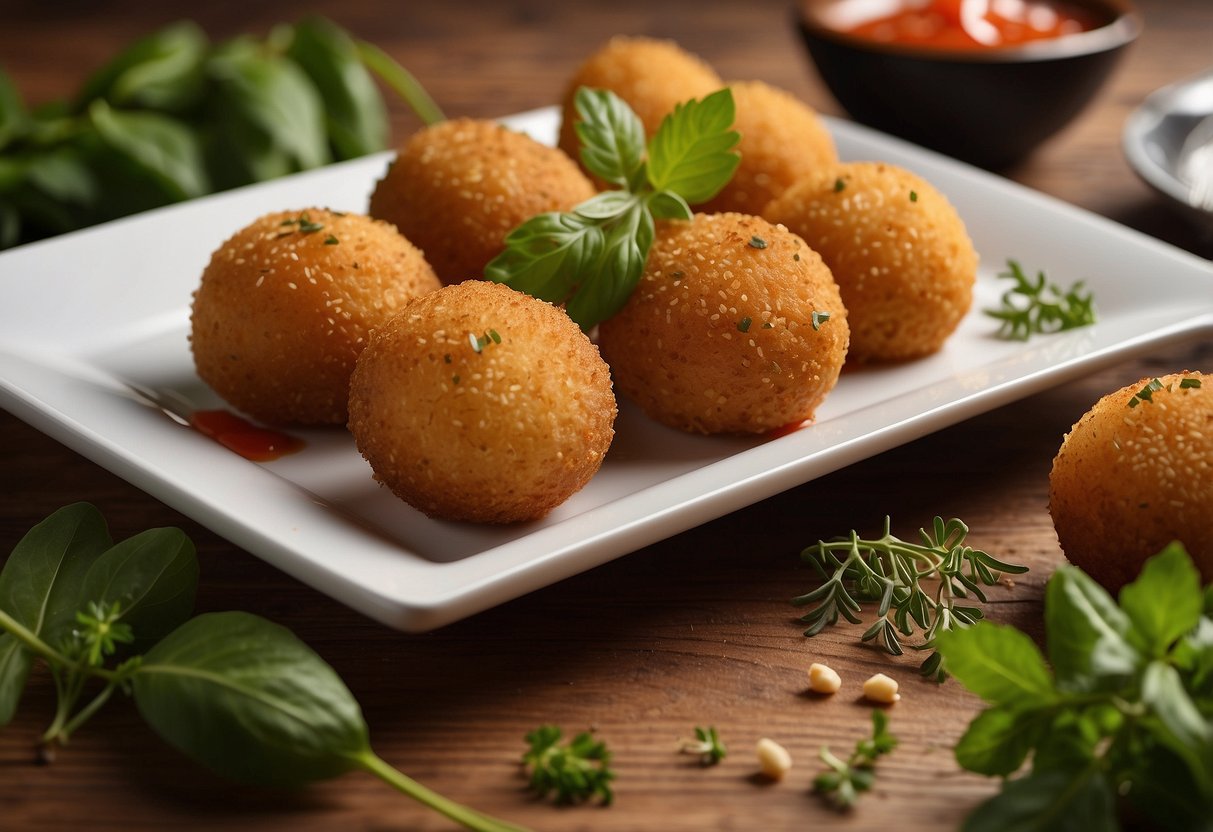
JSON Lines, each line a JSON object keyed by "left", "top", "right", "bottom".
{"left": 793, "top": 517, "right": 1028, "bottom": 680}
{"left": 984, "top": 259, "right": 1096, "bottom": 340}
{"left": 910, "top": 190, "right": 918, "bottom": 202}
{"left": 679, "top": 725, "right": 727, "bottom": 765}
{"left": 1128, "top": 377, "right": 1165, "bottom": 408}
{"left": 0, "top": 504, "right": 528, "bottom": 832}
{"left": 324, "top": 234, "right": 339, "bottom": 245}
{"left": 749, "top": 235, "right": 767, "bottom": 249}
{"left": 523, "top": 725, "right": 615, "bottom": 805}
{"left": 485, "top": 86, "right": 740, "bottom": 330}
{"left": 833, "top": 178, "right": 846, "bottom": 192}
{"left": 811, "top": 311, "right": 830, "bottom": 331}
{"left": 813, "top": 711, "right": 898, "bottom": 810}
{"left": 938, "top": 543, "right": 1213, "bottom": 832}
{"left": 738, "top": 317, "right": 752, "bottom": 332}
{"left": 1180, "top": 377, "right": 1203, "bottom": 389}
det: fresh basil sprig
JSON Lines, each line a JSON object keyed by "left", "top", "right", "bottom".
{"left": 0, "top": 504, "right": 528, "bottom": 832}
{"left": 485, "top": 86, "right": 740, "bottom": 330}
{"left": 0, "top": 17, "right": 444, "bottom": 250}
{"left": 937, "top": 543, "right": 1213, "bottom": 832}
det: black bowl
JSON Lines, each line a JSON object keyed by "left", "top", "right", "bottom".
{"left": 797, "top": 0, "right": 1141, "bottom": 169}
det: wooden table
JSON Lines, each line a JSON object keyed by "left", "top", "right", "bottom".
{"left": 2, "top": 1, "right": 1210, "bottom": 829}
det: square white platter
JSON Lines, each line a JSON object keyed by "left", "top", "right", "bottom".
{"left": 2, "top": 107, "right": 1211, "bottom": 631}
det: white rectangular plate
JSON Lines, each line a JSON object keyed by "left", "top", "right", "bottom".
{"left": 2, "top": 108, "right": 1211, "bottom": 631}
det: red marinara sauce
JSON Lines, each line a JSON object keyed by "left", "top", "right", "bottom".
{"left": 190, "top": 410, "right": 305, "bottom": 462}
{"left": 839, "top": 0, "right": 1102, "bottom": 50}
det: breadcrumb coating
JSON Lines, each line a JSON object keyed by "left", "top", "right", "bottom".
{"left": 763, "top": 162, "right": 976, "bottom": 362}
{"left": 1050, "top": 371, "right": 1213, "bottom": 590}
{"left": 190, "top": 209, "right": 440, "bottom": 425}
{"left": 348, "top": 281, "right": 616, "bottom": 523}
{"left": 369, "top": 119, "right": 594, "bottom": 284}
{"left": 598, "top": 213, "right": 849, "bottom": 434}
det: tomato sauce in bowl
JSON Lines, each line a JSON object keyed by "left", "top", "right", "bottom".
{"left": 840, "top": 0, "right": 1103, "bottom": 50}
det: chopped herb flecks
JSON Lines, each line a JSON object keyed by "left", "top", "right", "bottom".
{"left": 749, "top": 236, "right": 767, "bottom": 249}
{"left": 833, "top": 178, "right": 846, "bottom": 193}
{"left": 762, "top": 322, "right": 773, "bottom": 329}
{"left": 1129, "top": 378, "right": 1165, "bottom": 408}
{"left": 1180, "top": 378, "right": 1203, "bottom": 389}
{"left": 910, "top": 190, "right": 918, "bottom": 202}
{"left": 811, "top": 311, "right": 831, "bottom": 331}
{"left": 738, "top": 317, "right": 752, "bottom": 333}
{"left": 324, "top": 235, "right": 339, "bottom": 245}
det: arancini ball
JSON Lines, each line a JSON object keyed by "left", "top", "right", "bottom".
{"left": 190, "top": 209, "right": 440, "bottom": 425}
{"left": 368, "top": 119, "right": 595, "bottom": 284}
{"left": 597, "top": 213, "right": 849, "bottom": 435}
{"left": 763, "top": 162, "right": 976, "bottom": 362}
{"left": 698, "top": 81, "right": 837, "bottom": 215}
{"left": 348, "top": 281, "right": 616, "bottom": 524}
{"left": 557, "top": 36, "right": 723, "bottom": 179}
{"left": 1050, "top": 371, "right": 1213, "bottom": 591}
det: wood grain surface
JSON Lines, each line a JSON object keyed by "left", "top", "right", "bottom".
{"left": 1, "top": 1, "right": 1211, "bottom": 830}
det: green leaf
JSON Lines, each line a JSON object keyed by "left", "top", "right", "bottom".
{"left": 0, "top": 67, "right": 28, "bottom": 152}
{"left": 1045, "top": 566, "right": 1140, "bottom": 691}
{"left": 935, "top": 622, "right": 1056, "bottom": 708}
{"left": 647, "top": 190, "right": 692, "bottom": 221}
{"left": 645, "top": 87, "right": 740, "bottom": 205}
{"left": 355, "top": 39, "right": 444, "bottom": 127}
{"left": 88, "top": 100, "right": 208, "bottom": 200}
{"left": 286, "top": 17, "right": 389, "bottom": 159}
{"left": 484, "top": 210, "right": 606, "bottom": 305}
{"left": 954, "top": 705, "right": 1051, "bottom": 776}
{"left": 961, "top": 768, "right": 1116, "bottom": 832}
{"left": 565, "top": 200, "right": 653, "bottom": 329}
{"left": 0, "top": 503, "right": 112, "bottom": 725}
{"left": 1142, "top": 660, "right": 1213, "bottom": 755}
{"left": 1120, "top": 542, "right": 1203, "bottom": 656}
{"left": 206, "top": 38, "right": 331, "bottom": 173}
{"left": 78, "top": 527, "right": 198, "bottom": 652}
{"left": 75, "top": 22, "right": 207, "bottom": 112}
{"left": 573, "top": 87, "right": 645, "bottom": 187}
{"left": 133, "top": 611, "right": 371, "bottom": 786}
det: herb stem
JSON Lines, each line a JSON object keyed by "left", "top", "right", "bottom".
{"left": 50, "top": 681, "right": 119, "bottom": 745}
{"left": 355, "top": 41, "right": 445, "bottom": 126}
{"left": 0, "top": 609, "right": 121, "bottom": 682}
{"left": 354, "top": 750, "right": 533, "bottom": 832}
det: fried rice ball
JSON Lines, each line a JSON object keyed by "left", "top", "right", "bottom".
{"left": 1050, "top": 371, "right": 1213, "bottom": 591}
{"left": 763, "top": 162, "right": 976, "bottom": 362}
{"left": 190, "top": 209, "right": 440, "bottom": 425}
{"left": 368, "top": 119, "right": 594, "bottom": 284}
{"left": 597, "top": 213, "right": 849, "bottom": 435}
{"left": 557, "top": 36, "right": 723, "bottom": 179}
{"left": 699, "top": 81, "right": 837, "bottom": 215}
{"left": 348, "top": 281, "right": 616, "bottom": 524}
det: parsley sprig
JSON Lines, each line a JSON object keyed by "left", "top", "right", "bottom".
{"left": 812, "top": 711, "right": 898, "bottom": 810}
{"left": 486, "top": 86, "right": 740, "bottom": 330}
{"left": 793, "top": 517, "right": 1028, "bottom": 680}
{"left": 679, "top": 725, "right": 727, "bottom": 765}
{"left": 984, "top": 259, "right": 1097, "bottom": 340}
{"left": 522, "top": 725, "right": 615, "bottom": 805}
{"left": 938, "top": 543, "right": 1213, "bottom": 832}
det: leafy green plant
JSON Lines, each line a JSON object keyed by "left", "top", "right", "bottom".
{"left": 937, "top": 542, "right": 1213, "bottom": 831}
{"left": 812, "top": 711, "right": 898, "bottom": 810}
{"left": 0, "top": 17, "right": 443, "bottom": 249}
{"left": 522, "top": 724, "right": 615, "bottom": 805}
{"left": 984, "top": 259, "right": 1096, "bottom": 340}
{"left": 485, "top": 85, "right": 740, "bottom": 330}
{"left": 793, "top": 517, "right": 1028, "bottom": 680}
{"left": 0, "top": 504, "right": 528, "bottom": 832}
{"left": 679, "top": 725, "right": 727, "bottom": 765}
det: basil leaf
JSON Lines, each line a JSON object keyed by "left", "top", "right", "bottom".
{"left": 0, "top": 67, "right": 27, "bottom": 152}
{"left": 647, "top": 190, "right": 692, "bottom": 221}
{"left": 485, "top": 210, "right": 606, "bottom": 304}
{"left": 645, "top": 88, "right": 740, "bottom": 205}
{"left": 1045, "top": 566, "right": 1140, "bottom": 690}
{"left": 1120, "top": 542, "right": 1203, "bottom": 657}
{"left": 75, "top": 22, "right": 208, "bottom": 113}
{"left": 286, "top": 17, "right": 389, "bottom": 159}
{"left": 954, "top": 705, "right": 1051, "bottom": 776}
{"left": 133, "top": 611, "right": 370, "bottom": 786}
{"left": 87, "top": 100, "right": 208, "bottom": 200}
{"left": 206, "top": 39, "right": 331, "bottom": 174}
{"left": 78, "top": 527, "right": 197, "bottom": 652}
{"left": 574, "top": 87, "right": 645, "bottom": 187}
{"left": 0, "top": 503, "right": 112, "bottom": 725}
{"left": 961, "top": 768, "right": 1115, "bottom": 832}
{"left": 1142, "top": 660, "right": 1213, "bottom": 751}
{"left": 935, "top": 622, "right": 1056, "bottom": 708}
{"left": 566, "top": 200, "right": 653, "bottom": 329}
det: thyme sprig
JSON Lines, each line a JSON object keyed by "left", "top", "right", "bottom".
{"left": 793, "top": 517, "right": 1028, "bottom": 680}
{"left": 812, "top": 711, "right": 898, "bottom": 810}
{"left": 984, "top": 259, "right": 1096, "bottom": 340}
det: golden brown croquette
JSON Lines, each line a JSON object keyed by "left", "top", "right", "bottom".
{"left": 347, "top": 281, "right": 616, "bottom": 524}
{"left": 597, "top": 213, "right": 849, "bottom": 435}
{"left": 699, "top": 81, "right": 837, "bottom": 214}
{"left": 369, "top": 119, "right": 595, "bottom": 285}
{"left": 190, "top": 209, "right": 440, "bottom": 425}
{"left": 763, "top": 162, "right": 976, "bottom": 362}
{"left": 557, "top": 36, "right": 723, "bottom": 179}
{"left": 1050, "top": 371, "right": 1213, "bottom": 590}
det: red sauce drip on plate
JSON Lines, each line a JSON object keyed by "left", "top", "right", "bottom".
{"left": 841, "top": 0, "right": 1101, "bottom": 49}
{"left": 191, "top": 410, "right": 305, "bottom": 462}
{"left": 766, "top": 419, "right": 810, "bottom": 439}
